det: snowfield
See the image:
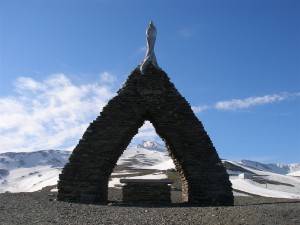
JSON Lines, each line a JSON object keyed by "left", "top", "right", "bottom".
{"left": 0, "top": 150, "right": 70, "bottom": 193}
{"left": 1, "top": 143, "right": 299, "bottom": 199}
{"left": 0, "top": 166, "right": 61, "bottom": 193}
{"left": 231, "top": 178, "right": 300, "bottom": 199}
{"left": 226, "top": 160, "right": 300, "bottom": 199}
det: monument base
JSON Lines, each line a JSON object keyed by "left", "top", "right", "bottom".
{"left": 120, "top": 179, "right": 173, "bottom": 204}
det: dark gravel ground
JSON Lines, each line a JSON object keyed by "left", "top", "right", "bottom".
{"left": 0, "top": 187, "right": 299, "bottom": 225}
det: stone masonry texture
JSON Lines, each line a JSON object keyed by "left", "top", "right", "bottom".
{"left": 57, "top": 64, "right": 234, "bottom": 206}
{"left": 120, "top": 180, "right": 172, "bottom": 204}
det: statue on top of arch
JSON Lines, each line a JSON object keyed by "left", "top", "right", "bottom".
{"left": 140, "top": 21, "right": 160, "bottom": 74}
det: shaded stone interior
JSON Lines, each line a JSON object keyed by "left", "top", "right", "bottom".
{"left": 57, "top": 64, "right": 234, "bottom": 206}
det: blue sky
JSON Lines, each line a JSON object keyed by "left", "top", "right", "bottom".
{"left": 0, "top": 0, "right": 299, "bottom": 163}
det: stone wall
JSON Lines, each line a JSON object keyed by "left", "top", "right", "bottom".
{"left": 120, "top": 179, "right": 173, "bottom": 203}
{"left": 57, "top": 64, "right": 234, "bottom": 206}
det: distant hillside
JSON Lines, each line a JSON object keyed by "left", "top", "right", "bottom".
{"left": 240, "top": 159, "right": 300, "bottom": 174}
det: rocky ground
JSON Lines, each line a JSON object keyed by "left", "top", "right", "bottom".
{"left": 0, "top": 187, "right": 299, "bottom": 225}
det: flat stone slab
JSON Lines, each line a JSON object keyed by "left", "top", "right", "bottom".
{"left": 120, "top": 179, "right": 173, "bottom": 184}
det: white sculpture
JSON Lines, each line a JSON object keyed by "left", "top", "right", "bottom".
{"left": 140, "top": 21, "right": 160, "bottom": 74}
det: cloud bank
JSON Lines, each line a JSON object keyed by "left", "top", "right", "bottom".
{"left": 0, "top": 73, "right": 117, "bottom": 153}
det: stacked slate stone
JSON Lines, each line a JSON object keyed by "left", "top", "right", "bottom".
{"left": 57, "top": 63, "right": 234, "bottom": 206}
{"left": 120, "top": 179, "right": 172, "bottom": 203}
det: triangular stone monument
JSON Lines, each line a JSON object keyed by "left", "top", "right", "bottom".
{"left": 57, "top": 22, "right": 234, "bottom": 206}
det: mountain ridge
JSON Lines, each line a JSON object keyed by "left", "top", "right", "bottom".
{"left": 240, "top": 159, "right": 300, "bottom": 174}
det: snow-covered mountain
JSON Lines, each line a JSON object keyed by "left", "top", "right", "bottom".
{"left": 240, "top": 159, "right": 300, "bottom": 175}
{"left": 137, "top": 140, "right": 166, "bottom": 152}
{"left": 0, "top": 142, "right": 299, "bottom": 199}
{"left": 117, "top": 146, "right": 171, "bottom": 169}
{"left": 0, "top": 150, "right": 71, "bottom": 193}
{"left": 0, "top": 150, "right": 70, "bottom": 170}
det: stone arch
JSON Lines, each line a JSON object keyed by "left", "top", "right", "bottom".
{"left": 57, "top": 64, "right": 233, "bottom": 206}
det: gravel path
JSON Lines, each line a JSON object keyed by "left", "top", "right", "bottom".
{"left": 0, "top": 188, "right": 299, "bottom": 225}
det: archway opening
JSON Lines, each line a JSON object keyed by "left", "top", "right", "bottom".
{"left": 108, "top": 120, "right": 183, "bottom": 203}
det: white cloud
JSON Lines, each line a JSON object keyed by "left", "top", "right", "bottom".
{"left": 215, "top": 92, "right": 300, "bottom": 110}
{"left": 0, "top": 73, "right": 116, "bottom": 153}
{"left": 191, "top": 105, "right": 209, "bottom": 113}
{"left": 99, "top": 72, "right": 117, "bottom": 83}
{"left": 14, "top": 77, "right": 45, "bottom": 92}
{"left": 191, "top": 92, "right": 300, "bottom": 114}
